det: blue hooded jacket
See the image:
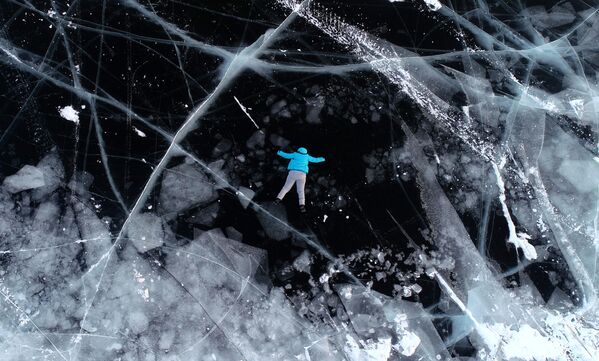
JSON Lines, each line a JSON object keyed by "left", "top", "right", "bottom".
{"left": 277, "top": 147, "right": 325, "bottom": 174}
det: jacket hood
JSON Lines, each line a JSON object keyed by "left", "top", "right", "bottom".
{"left": 297, "top": 147, "right": 308, "bottom": 154}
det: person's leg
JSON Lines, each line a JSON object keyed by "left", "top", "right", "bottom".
{"left": 295, "top": 172, "right": 307, "bottom": 206}
{"left": 276, "top": 172, "right": 296, "bottom": 200}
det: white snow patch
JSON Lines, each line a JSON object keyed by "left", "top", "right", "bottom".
{"left": 133, "top": 126, "right": 146, "bottom": 137}
{"left": 487, "top": 323, "right": 568, "bottom": 360}
{"left": 58, "top": 105, "right": 80, "bottom": 124}
{"left": 423, "top": 0, "right": 442, "bottom": 11}
{"left": 492, "top": 161, "right": 537, "bottom": 260}
{"left": 462, "top": 105, "right": 470, "bottom": 118}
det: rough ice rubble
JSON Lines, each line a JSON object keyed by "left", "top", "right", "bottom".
{"left": 0, "top": 170, "right": 288, "bottom": 359}
{"left": 333, "top": 284, "right": 450, "bottom": 360}
{"left": 0, "top": 173, "right": 110, "bottom": 359}
{"left": 0, "top": 158, "right": 428, "bottom": 361}
{"left": 0, "top": 153, "right": 463, "bottom": 361}
{"left": 0, "top": 151, "right": 63, "bottom": 196}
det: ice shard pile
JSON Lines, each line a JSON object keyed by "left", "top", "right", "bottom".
{"left": 0, "top": 0, "right": 598, "bottom": 360}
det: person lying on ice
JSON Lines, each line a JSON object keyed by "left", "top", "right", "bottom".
{"left": 274, "top": 147, "right": 325, "bottom": 213}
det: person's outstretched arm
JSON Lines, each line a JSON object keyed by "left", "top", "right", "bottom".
{"left": 277, "top": 150, "right": 294, "bottom": 159}
{"left": 308, "top": 155, "right": 325, "bottom": 163}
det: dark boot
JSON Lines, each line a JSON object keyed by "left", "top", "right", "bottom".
{"left": 274, "top": 198, "right": 282, "bottom": 204}
{"left": 299, "top": 205, "right": 306, "bottom": 213}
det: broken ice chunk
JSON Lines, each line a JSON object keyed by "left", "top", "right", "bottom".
{"left": 2, "top": 165, "right": 45, "bottom": 193}
{"left": 246, "top": 130, "right": 265, "bottom": 149}
{"left": 188, "top": 202, "right": 219, "bottom": 226}
{"left": 270, "top": 99, "right": 289, "bottom": 117}
{"left": 569, "top": 99, "right": 584, "bottom": 118}
{"left": 269, "top": 134, "right": 290, "bottom": 148}
{"left": 398, "top": 331, "right": 421, "bottom": 356}
{"left": 159, "top": 162, "right": 217, "bottom": 218}
{"left": 343, "top": 334, "right": 392, "bottom": 361}
{"left": 236, "top": 186, "right": 255, "bottom": 209}
{"left": 212, "top": 138, "right": 233, "bottom": 157}
{"left": 305, "top": 96, "right": 325, "bottom": 124}
{"left": 224, "top": 226, "right": 243, "bottom": 242}
{"left": 193, "top": 228, "right": 268, "bottom": 281}
{"left": 126, "top": 213, "right": 165, "bottom": 253}
{"left": 292, "top": 250, "right": 312, "bottom": 273}
{"left": 31, "top": 150, "right": 64, "bottom": 200}
{"left": 411, "top": 284, "right": 423, "bottom": 294}
{"left": 557, "top": 159, "right": 599, "bottom": 193}
{"left": 256, "top": 202, "right": 291, "bottom": 241}
{"left": 207, "top": 159, "right": 229, "bottom": 189}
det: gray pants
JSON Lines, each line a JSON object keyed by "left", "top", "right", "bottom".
{"left": 277, "top": 170, "right": 307, "bottom": 205}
